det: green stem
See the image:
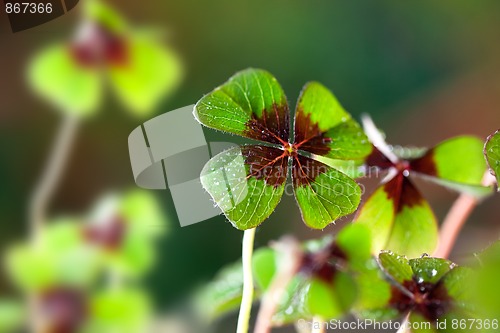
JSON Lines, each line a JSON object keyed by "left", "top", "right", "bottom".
{"left": 237, "top": 228, "right": 257, "bottom": 333}
{"left": 28, "top": 114, "right": 79, "bottom": 333}
{"left": 29, "top": 114, "right": 79, "bottom": 244}
{"left": 108, "top": 269, "right": 124, "bottom": 290}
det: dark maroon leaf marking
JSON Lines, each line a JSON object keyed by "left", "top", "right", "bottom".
{"left": 409, "top": 149, "right": 438, "bottom": 177}
{"left": 83, "top": 216, "right": 126, "bottom": 251}
{"left": 241, "top": 140, "right": 333, "bottom": 189}
{"left": 300, "top": 242, "right": 347, "bottom": 284}
{"left": 383, "top": 174, "right": 425, "bottom": 213}
{"left": 70, "top": 24, "right": 128, "bottom": 68}
{"left": 292, "top": 155, "right": 330, "bottom": 188}
{"left": 293, "top": 108, "right": 332, "bottom": 156}
{"left": 366, "top": 146, "right": 395, "bottom": 170}
{"left": 40, "top": 288, "right": 87, "bottom": 333}
{"left": 241, "top": 145, "right": 288, "bottom": 187}
{"left": 243, "top": 103, "right": 290, "bottom": 145}
{"left": 390, "top": 277, "right": 452, "bottom": 322}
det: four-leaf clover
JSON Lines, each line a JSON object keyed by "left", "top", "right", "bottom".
{"left": 356, "top": 129, "right": 489, "bottom": 257}
{"left": 365, "top": 252, "right": 474, "bottom": 333}
{"left": 194, "top": 68, "right": 372, "bottom": 230}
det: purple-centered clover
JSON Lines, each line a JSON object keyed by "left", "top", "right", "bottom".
{"left": 355, "top": 118, "right": 490, "bottom": 258}
{"left": 194, "top": 69, "right": 372, "bottom": 230}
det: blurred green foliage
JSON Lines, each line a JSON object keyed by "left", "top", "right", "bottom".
{"left": 3, "top": 190, "right": 166, "bottom": 331}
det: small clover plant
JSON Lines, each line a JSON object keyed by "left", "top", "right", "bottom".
{"left": 369, "top": 252, "right": 474, "bottom": 332}
{"left": 4, "top": 191, "right": 165, "bottom": 332}
{"left": 356, "top": 132, "right": 489, "bottom": 257}
{"left": 3, "top": 2, "right": 175, "bottom": 332}
{"left": 84, "top": 191, "right": 166, "bottom": 277}
{"left": 194, "top": 68, "right": 372, "bottom": 230}
{"left": 28, "top": 0, "right": 182, "bottom": 117}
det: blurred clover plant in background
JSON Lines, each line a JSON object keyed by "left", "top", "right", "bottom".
{"left": 0, "top": 1, "right": 178, "bottom": 332}
{"left": 28, "top": 0, "right": 183, "bottom": 117}
{"left": 4, "top": 190, "right": 166, "bottom": 332}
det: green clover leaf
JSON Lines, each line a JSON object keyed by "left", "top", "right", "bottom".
{"left": 5, "top": 219, "right": 102, "bottom": 291}
{"left": 28, "top": 44, "right": 102, "bottom": 117}
{"left": 0, "top": 300, "right": 25, "bottom": 332}
{"left": 484, "top": 130, "right": 500, "bottom": 190}
{"left": 84, "top": 289, "right": 151, "bottom": 333}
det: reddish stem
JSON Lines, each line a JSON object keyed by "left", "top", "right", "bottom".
{"left": 434, "top": 172, "right": 496, "bottom": 258}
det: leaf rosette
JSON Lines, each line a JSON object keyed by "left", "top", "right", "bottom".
{"left": 194, "top": 68, "right": 372, "bottom": 230}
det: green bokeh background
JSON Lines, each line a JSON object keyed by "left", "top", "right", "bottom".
{"left": 1, "top": 0, "right": 500, "bottom": 330}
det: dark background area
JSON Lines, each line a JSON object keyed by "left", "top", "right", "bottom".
{"left": 1, "top": 1, "right": 500, "bottom": 331}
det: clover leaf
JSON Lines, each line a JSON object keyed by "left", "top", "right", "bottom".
{"left": 267, "top": 225, "right": 373, "bottom": 326}
{"left": 471, "top": 241, "right": 500, "bottom": 321}
{"left": 484, "top": 130, "right": 500, "bottom": 190}
{"left": 0, "top": 300, "right": 25, "bottom": 332}
{"left": 194, "top": 261, "right": 249, "bottom": 322}
{"left": 84, "top": 289, "right": 151, "bottom": 333}
{"left": 194, "top": 69, "right": 371, "bottom": 230}
{"left": 5, "top": 219, "right": 102, "bottom": 291}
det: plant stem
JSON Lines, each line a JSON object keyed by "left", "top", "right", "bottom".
{"left": 28, "top": 295, "right": 42, "bottom": 333}
{"left": 434, "top": 172, "right": 496, "bottom": 258}
{"left": 108, "top": 269, "right": 124, "bottom": 290}
{"left": 237, "top": 228, "right": 257, "bottom": 333}
{"left": 254, "top": 237, "right": 302, "bottom": 333}
{"left": 433, "top": 195, "right": 479, "bottom": 258}
{"left": 312, "top": 317, "right": 325, "bottom": 333}
{"left": 28, "top": 114, "right": 79, "bottom": 333}
{"left": 29, "top": 114, "right": 79, "bottom": 243}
